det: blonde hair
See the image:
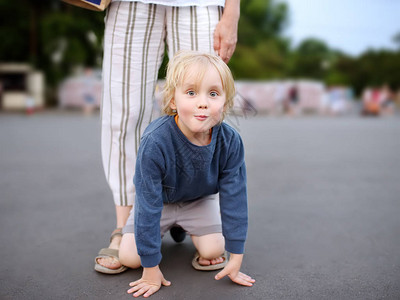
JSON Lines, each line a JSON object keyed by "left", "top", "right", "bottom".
{"left": 162, "top": 50, "right": 236, "bottom": 121}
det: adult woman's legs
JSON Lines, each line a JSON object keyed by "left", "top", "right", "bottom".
{"left": 97, "top": 1, "right": 166, "bottom": 272}
{"left": 95, "top": 205, "right": 132, "bottom": 270}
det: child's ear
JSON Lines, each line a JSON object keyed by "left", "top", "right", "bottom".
{"left": 169, "top": 98, "right": 177, "bottom": 110}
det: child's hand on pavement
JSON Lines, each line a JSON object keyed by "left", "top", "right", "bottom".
{"left": 127, "top": 266, "right": 171, "bottom": 298}
{"left": 214, "top": 253, "right": 255, "bottom": 287}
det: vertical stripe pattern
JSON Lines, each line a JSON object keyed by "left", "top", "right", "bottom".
{"left": 106, "top": 1, "right": 121, "bottom": 182}
{"left": 207, "top": 7, "right": 212, "bottom": 53}
{"left": 189, "top": 6, "right": 200, "bottom": 50}
{"left": 194, "top": 6, "right": 198, "bottom": 50}
{"left": 118, "top": 2, "right": 137, "bottom": 206}
{"left": 135, "top": 4, "right": 157, "bottom": 152}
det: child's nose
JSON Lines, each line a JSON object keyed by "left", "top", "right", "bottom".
{"left": 197, "top": 95, "right": 208, "bottom": 109}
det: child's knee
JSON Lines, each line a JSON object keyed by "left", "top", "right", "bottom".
{"left": 193, "top": 233, "right": 225, "bottom": 259}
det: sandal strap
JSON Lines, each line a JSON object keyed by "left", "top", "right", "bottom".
{"left": 109, "top": 228, "right": 123, "bottom": 242}
{"left": 97, "top": 247, "right": 119, "bottom": 259}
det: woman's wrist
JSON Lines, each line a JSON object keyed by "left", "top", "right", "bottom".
{"left": 223, "top": 0, "right": 240, "bottom": 21}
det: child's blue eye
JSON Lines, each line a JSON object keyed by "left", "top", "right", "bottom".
{"left": 210, "top": 91, "right": 218, "bottom": 97}
{"left": 187, "top": 91, "right": 196, "bottom": 96}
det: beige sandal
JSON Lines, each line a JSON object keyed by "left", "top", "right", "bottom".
{"left": 94, "top": 228, "right": 128, "bottom": 274}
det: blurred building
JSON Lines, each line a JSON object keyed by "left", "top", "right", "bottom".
{"left": 236, "top": 80, "right": 327, "bottom": 115}
{"left": 58, "top": 75, "right": 355, "bottom": 116}
{"left": 155, "top": 79, "right": 355, "bottom": 117}
{"left": 58, "top": 68, "right": 102, "bottom": 111}
{"left": 0, "top": 64, "right": 45, "bottom": 111}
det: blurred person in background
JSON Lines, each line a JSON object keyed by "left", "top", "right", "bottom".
{"left": 83, "top": 68, "right": 96, "bottom": 115}
{"left": 0, "top": 81, "right": 3, "bottom": 109}
{"left": 361, "top": 85, "right": 395, "bottom": 117}
{"left": 395, "top": 89, "right": 400, "bottom": 110}
{"left": 379, "top": 84, "right": 395, "bottom": 116}
{"left": 283, "top": 83, "right": 298, "bottom": 116}
{"left": 361, "top": 87, "right": 380, "bottom": 116}
{"left": 95, "top": 0, "right": 240, "bottom": 274}
{"left": 273, "top": 81, "right": 286, "bottom": 115}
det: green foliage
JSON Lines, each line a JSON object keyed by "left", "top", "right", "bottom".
{"left": 288, "top": 38, "right": 331, "bottom": 79}
{"left": 319, "top": 48, "right": 400, "bottom": 95}
{"left": 324, "top": 53, "right": 352, "bottom": 86}
{"left": 0, "top": 0, "right": 105, "bottom": 88}
{"left": 0, "top": 0, "right": 31, "bottom": 61}
{"left": 325, "top": 71, "right": 349, "bottom": 86}
{"left": 393, "top": 31, "right": 400, "bottom": 48}
{"left": 239, "top": 0, "right": 287, "bottom": 45}
{"left": 230, "top": 39, "right": 288, "bottom": 79}
{"left": 346, "top": 50, "right": 400, "bottom": 94}
{"left": 230, "top": 0, "right": 289, "bottom": 79}
{"left": 39, "top": 11, "right": 105, "bottom": 85}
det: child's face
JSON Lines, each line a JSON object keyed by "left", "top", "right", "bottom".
{"left": 170, "top": 64, "right": 226, "bottom": 145}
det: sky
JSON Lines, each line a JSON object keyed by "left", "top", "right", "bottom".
{"left": 282, "top": 0, "right": 400, "bottom": 56}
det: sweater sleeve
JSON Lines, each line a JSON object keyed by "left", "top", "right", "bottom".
{"left": 134, "top": 136, "right": 165, "bottom": 268}
{"left": 218, "top": 132, "right": 248, "bottom": 254}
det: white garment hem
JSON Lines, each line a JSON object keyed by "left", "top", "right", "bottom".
{"left": 111, "top": 0, "right": 225, "bottom": 8}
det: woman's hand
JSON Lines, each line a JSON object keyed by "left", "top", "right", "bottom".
{"left": 213, "top": 0, "right": 240, "bottom": 63}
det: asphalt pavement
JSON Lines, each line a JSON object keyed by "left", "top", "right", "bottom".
{"left": 1, "top": 111, "right": 399, "bottom": 300}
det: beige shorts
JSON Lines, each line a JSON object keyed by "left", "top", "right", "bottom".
{"left": 123, "top": 194, "right": 222, "bottom": 237}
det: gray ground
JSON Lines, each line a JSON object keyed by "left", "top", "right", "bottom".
{"left": 1, "top": 111, "right": 399, "bottom": 300}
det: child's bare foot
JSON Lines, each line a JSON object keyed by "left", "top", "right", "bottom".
{"left": 198, "top": 255, "right": 225, "bottom": 266}
{"left": 192, "top": 251, "right": 228, "bottom": 271}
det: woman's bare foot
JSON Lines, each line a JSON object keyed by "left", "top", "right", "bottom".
{"left": 96, "top": 229, "right": 123, "bottom": 270}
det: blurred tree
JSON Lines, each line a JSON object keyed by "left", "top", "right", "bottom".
{"left": 393, "top": 31, "right": 400, "bottom": 49}
{"left": 238, "top": 0, "right": 287, "bottom": 46}
{"left": 288, "top": 38, "right": 331, "bottom": 79}
{"left": 229, "top": 0, "right": 290, "bottom": 79}
{"left": 323, "top": 49, "right": 400, "bottom": 95}
{"left": 0, "top": 0, "right": 32, "bottom": 62}
{"left": 350, "top": 50, "right": 400, "bottom": 94}
{"left": 39, "top": 10, "right": 105, "bottom": 86}
{"left": 324, "top": 51, "right": 352, "bottom": 86}
{"left": 0, "top": 0, "right": 105, "bottom": 104}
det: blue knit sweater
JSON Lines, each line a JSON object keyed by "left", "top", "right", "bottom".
{"left": 134, "top": 115, "right": 248, "bottom": 268}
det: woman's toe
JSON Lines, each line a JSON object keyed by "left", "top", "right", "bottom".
{"left": 97, "top": 257, "right": 122, "bottom": 269}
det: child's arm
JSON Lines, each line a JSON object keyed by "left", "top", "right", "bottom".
{"left": 127, "top": 266, "right": 171, "bottom": 298}
{"left": 218, "top": 131, "right": 254, "bottom": 286}
{"left": 215, "top": 253, "right": 255, "bottom": 286}
{"left": 130, "top": 136, "right": 169, "bottom": 297}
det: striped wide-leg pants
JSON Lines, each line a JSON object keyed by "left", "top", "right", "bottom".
{"left": 101, "top": 1, "right": 222, "bottom": 206}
